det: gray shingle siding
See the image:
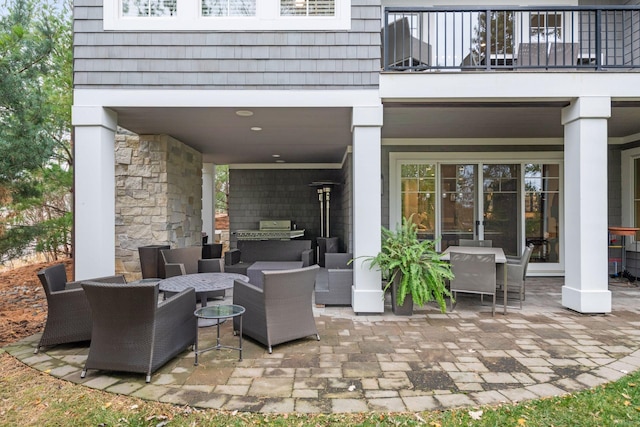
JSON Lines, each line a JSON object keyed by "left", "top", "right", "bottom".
{"left": 73, "top": 0, "right": 381, "bottom": 89}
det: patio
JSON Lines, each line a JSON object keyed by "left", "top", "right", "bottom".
{"left": 4, "top": 277, "right": 640, "bottom": 414}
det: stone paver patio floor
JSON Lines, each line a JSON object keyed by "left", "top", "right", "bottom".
{"left": 4, "top": 278, "right": 640, "bottom": 414}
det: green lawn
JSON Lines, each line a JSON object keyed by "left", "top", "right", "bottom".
{"left": 1, "top": 353, "right": 640, "bottom": 426}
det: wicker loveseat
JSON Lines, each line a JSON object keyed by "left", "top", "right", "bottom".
{"left": 224, "top": 240, "right": 314, "bottom": 275}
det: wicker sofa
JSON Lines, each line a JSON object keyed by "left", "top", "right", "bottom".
{"left": 224, "top": 240, "right": 314, "bottom": 275}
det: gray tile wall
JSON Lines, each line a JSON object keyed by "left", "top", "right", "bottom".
{"left": 228, "top": 169, "right": 347, "bottom": 254}
{"left": 73, "top": 0, "right": 381, "bottom": 89}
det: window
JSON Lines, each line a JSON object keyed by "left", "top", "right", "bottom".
{"left": 123, "top": 0, "right": 177, "bottom": 16}
{"left": 530, "top": 12, "right": 562, "bottom": 41}
{"left": 280, "top": 0, "right": 334, "bottom": 17}
{"left": 202, "top": 0, "right": 256, "bottom": 16}
{"left": 104, "top": 0, "right": 349, "bottom": 30}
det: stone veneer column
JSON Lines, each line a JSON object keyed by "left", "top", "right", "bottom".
{"left": 115, "top": 133, "right": 203, "bottom": 279}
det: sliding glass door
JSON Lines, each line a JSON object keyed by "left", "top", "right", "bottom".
{"left": 394, "top": 155, "right": 563, "bottom": 272}
{"left": 483, "top": 164, "right": 520, "bottom": 256}
{"left": 440, "top": 164, "right": 477, "bottom": 250}
{"left": 524, "top": 164, "right": 560, "bottom": 263}
{"left": 400, "top": 164, "right": 436, "bottom": 240}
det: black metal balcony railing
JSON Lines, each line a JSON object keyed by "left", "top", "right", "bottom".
{"left": 382, "top": 6, "right": 640, "bottom": 72}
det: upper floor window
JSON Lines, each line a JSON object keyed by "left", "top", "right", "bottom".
{"left": 280, "top": 0, "right": 334, "bottom": 17}
{"left": 123, "top": 0, "right": 177, "bottom": 16}
{"left": 104, "top": 0, "right": 349, "bottom": 30}
{"left": 530, "top": 13, "right": 562, "bottom": 41}
{"left": 201, "top": 0, "right": 256, "bottom": 17}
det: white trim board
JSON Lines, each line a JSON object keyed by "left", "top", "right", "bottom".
{"left": 73, "top": 89, "right": 381, "bottom": 109}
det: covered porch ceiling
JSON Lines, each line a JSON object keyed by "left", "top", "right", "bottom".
{"left": 113, "top": 102, "right": 640, "bottom": 165}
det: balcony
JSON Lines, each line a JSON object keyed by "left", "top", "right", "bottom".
{"left": 381, "top": 6, "right": 640, "bottom": 72}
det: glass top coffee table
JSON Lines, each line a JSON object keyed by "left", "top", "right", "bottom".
{"left": 193, "top": 304, "right": 245, "bottom": 364}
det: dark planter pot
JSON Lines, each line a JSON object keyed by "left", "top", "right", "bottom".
{"left": 391, "top": 273, "right": 414, "bottom": 316}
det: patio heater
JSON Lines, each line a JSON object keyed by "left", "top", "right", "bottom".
{"left": 309, "top": 181, "right": 340, "bottom": 266}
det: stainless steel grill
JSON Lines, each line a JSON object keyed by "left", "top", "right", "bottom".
{"left": 235, "top": 220, "right": 305, "bottom": 241}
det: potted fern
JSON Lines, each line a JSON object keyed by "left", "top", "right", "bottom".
{"left": 364, "top": 215, "right": 454, "bottom": 315}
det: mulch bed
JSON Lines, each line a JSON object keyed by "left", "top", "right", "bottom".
{"left": 0, "top": 259, "right": 72, "bottom": 347}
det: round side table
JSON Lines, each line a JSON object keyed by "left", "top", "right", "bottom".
{"left": 193, "top": 304, "right": 245, "bottom": 364}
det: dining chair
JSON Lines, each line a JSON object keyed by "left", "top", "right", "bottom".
{"left": 381, "top": 17, "right": 431, "bottom": 69}
{"left": 497, "top": 244, "right": 534, "bottom": 308}
{"left": 449, "top": 252, "right": 497, "bottom": 316}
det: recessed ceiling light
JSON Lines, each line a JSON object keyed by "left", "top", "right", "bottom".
{"left": 272, "top": 154, "right": 281, "bottom": 158}
{"left": 275, "top": 160, "right": 286, "bottom": 163}
{"left": 251, "top": 127, "right": 262, "bottom": 131}
{"left": 235, "top": 110, "right": 254, "bottom": 117}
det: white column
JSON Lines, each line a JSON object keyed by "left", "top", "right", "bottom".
{"left": 351, "top": 105, "right": 384, "bottom": 314}
{"left": 561, "top": 96, "right": 611, "bottom": 313}
{"left": 72, "top": 107, "right": 117, "bottom": 280}
{"left": 202, "top": 163, "right": 215, "bottom": 242}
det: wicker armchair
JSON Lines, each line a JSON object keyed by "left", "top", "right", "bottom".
{"left": 449, "top": 252, "right": 497, "bottom": 316}
{"left": 314, "top": 253, "right": 353, "bottom": 306}
{"left": 80, "top": 281, "right": 196, "bottom": 383}
{"left": 233, "top": 265, "right": 320, "bottom": 353}
{"left": 161, "top": 246, "right": 225, "bottom": 301}
{"left": 35, "top": 264, "right": 126, "bottom": 354}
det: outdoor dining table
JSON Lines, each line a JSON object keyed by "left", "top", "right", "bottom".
{"left": 158, "top": 272, "right": 249, "bottom": 326}
{"left": 440, "top": 246, "right": 508, "bottom": 315}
